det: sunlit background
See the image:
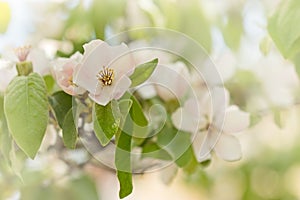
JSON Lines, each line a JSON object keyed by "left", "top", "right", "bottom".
{"left": 1, "top": 0, "right": 300, "bottom": 199}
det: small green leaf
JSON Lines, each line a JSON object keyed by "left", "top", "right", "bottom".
{"left": 118, "top": 99, "right": 133, "bottom": 119}
{"left": 115, "top": 115, "right": 133, "bottom": 199}
{"left": 221, "top": 11, "right": 243, "bottom": 51}
{"left": 62, "top": 109, "right": 78, "bottom": 149}
{"left": 93, "top": 100, "right": 121, "bottom": 146}
{"left": 129, "top": 58, "right": 158, "bottom": 87}
{"left": 273, "top": 108, "right": 283, "bottom": 129}
{"left": 4, "top": 73, "right": 49, "bottom": 159}
{"left": 268, "top": 0, "right": 300, "bottom": 58}
{"left": 142, "top": 141, "right": 172, "bottom": 160}
{"left": 43, "top": 75, "right": 55, "bottom": 94}
{"left": 157, "top": 125, "right": 192, "bottom": 168}
{"left": 48, "top": 91, "right": 73, "bottom": 128}
{"left": 117, "top": 171, "right": 133, "bottom": 199}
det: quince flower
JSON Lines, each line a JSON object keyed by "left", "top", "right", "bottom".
{"left": 52, "top": 52, "right": 85, "bottom": 96}
{"left": 74, "top": 40, "right": 135, "bottom": 106}
{"left": 172, "top": 87, "right": 250, "bottom": 162}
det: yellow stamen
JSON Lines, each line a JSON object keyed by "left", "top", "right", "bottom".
{"left": 97, "top": 66, "right": 114, "bottom": 86}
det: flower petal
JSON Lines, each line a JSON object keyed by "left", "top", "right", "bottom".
{"left": 90, "top": 76, "right": 131, "bottom": 106}
{"left": 89, "top": 86, "right": 114, "bottom": 106}
{"left": 82, "top": 39, "right": 105, "bottom": 60}
{"left": 192, "top": 131, "right": 211, "bottom": 162}
{"left": 214, "top": 134, "right": 242, "bottom": 161}
{"left": 151, "top": 62, "right": 190, "bottom": 101}
{"left": 112, "top": 75, "right": 131, "bottom": 100}
{"left": 222, "top": 105, "right": 250, "bottom": 133}
{"left": 109, "top": 43, "right": 135, "bottom": 78}
{"left": 171, "top": 98, "right": 203, "bottom": 133}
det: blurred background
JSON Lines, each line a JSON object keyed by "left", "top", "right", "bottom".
{"left": 1, "top": 0, "right": 300, "bottom": 199}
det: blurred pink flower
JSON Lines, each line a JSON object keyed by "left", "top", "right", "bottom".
{"left": 74, "top": 40, "right": 136, "bottom": 106}
{"left": 52, "top": 52, "right": 85, "bottom": 96}
{"left": 172, "top": 87, "right": 250, "bottom": 162}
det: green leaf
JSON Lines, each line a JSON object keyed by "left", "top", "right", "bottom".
{"left": 43, "top": 75, "right": 55, "bottom": 94}
{"left": 115, "top": 106, "right": 133, "bottom": 199}
{"left": 48, "top": 91, "right": 73, "bottom": 128}
{"left": 4, "top": 73, "right": 48, "bottom": 159}
{"left": 0, "top": 95, "right": 13, "bottom": 167}
{"left": 93, "top": 100, "right": 121, "bottom": 146}
{"left": 130, "top": 95, "right": 148, "bottom": 127}
{"left": 273, "top": 108, "right": 283, "bottom": 129}
{"left": 130, "top": 94, "right": 149, "bottom": 145}
{"left": 221, "top": 11, "right": 243, "bottom": 51}
{"left": 142, "top": 141, "right": 172, "bottom": 160}
{"left": 68, "top": 175, "right": 99, "bottom": 200}
{"left": 268, "top": 0, "right": 300, "bottom": 58}
{"left": 117, "top": 171, "right": 133, "bottom": 199}
{"left": 115, "top": 115, "right": 133, "bottom": 199}
{"left": 154, "top": 0, "right": 211, "bottom": 52}
{"left": 62, "top": 109, "right": 78, "bottom": 149}
{"left": 129, "top": 58, "right": 158, "bottom": 87}
{"left": 157, "top": 125, "right": 192, "bottom": 168}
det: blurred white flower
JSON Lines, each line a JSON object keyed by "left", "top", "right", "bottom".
{"left": 172, "top": 87, "right": 250, "bottom": 162}
{"left": 252, "top": 51, "right": 299, "bottom": 107}
{"left": 0, "top": 59, "right": 16, "bottom": 92}
{"left": 52, "top": 52, "right": 85, "bottom": 96}
{"left": 74, "top": 39, "right": 136, "bottom": 106}
{"left": 150, "top": 61, "right": 190, "bottom": 102}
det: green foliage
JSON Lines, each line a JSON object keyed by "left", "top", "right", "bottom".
{"left": 268, "top": 0, "right": 300, "bottom": 59}
{"left": 115, "top": 113, "right": 133, "bottom": 199}
{"left": 117, "top": 171, "right": 133, "bottom": 199}
{"left": 0, "top": 95, "right": 12, "bottom": 166}
{"left": 154, "top": 0, "right": 212, "bottom": 52}
{"left": 157, "top": 123, "right": 193, "bottom": 168}
{"left": 93, "top": 100, "right": 121, "bottom": 146}
{"left": 129, "top": 94, "right": 148, "bottom": 140}
{"left": 4, "top": 73, "right": 48, "bottom": 159}
{"left": 142, "top": 141, "right": 172, "bottom": 160}
{"left": 62, "top": 109, "right": 78, "bottom": 149}
{"left": 130, "top": 58, "right": 158, "bottom": 87}
{"left": 43, "top": 75, "right": 56, "bottom": 94}
{"left": 221, "top": 11, "right": 244, "bottom": 51}
{"left": 48, "top": 91, "right": 73, "bottom": 128}
{"left": 67, "top": 175, "right": 99, "bottom": 200}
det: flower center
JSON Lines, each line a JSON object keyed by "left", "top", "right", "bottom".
{"left": 97, "top": 66, "right": 114, "bottom": 86}
{"left": 68, "top": 76, "right": 78, "bottom": 87}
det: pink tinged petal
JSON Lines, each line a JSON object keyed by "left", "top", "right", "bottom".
{"left": 214, "top": 134, "right": 242, "bottom": 162}
{"left": 171, "top": 98, "right": 202, "bottom": 133}
{"left": 222, "top": 106, "right": 250, "bottom": 133}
